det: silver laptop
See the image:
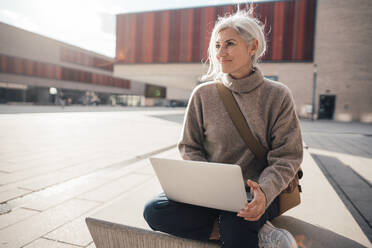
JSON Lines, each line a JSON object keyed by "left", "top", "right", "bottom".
{"left": 149, "top": 157, "right": 250, "bottom": 212}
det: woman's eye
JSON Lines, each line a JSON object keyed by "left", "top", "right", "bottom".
{"left": 226, "top": 42, "right": 234, "bottom": 47}
{"left": 215, "top": 44, "right": 221, "bottom": 49}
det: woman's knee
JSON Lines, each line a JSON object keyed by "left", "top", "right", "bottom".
{"left": 143, "top": 193, "right": 172, "bottom": 230}
{"left": 143, "top": 200, "right": 155, "bottom": 228}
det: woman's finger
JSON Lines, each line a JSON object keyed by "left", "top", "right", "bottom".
{"left": 238, "top": 205, "right": 259, "bottom": 217}
{"left": 247, "top": 179, "right": 259, "bottom": 189}
{"left": 246, "top": 198, "right": 257, "bottom": 208}
{"left": 238, "top": 201, "right": 265, "bottom": 220}
{"left": 244, "top": 216, "right": 261, "bottom": 221}
{"left": 241, "top": 207, "right": 265, "bottom": 221}
{"left": 239, "top": 210, "right": 261, "bottom": 220}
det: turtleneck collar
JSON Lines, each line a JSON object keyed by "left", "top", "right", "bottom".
{"left": 220, "top": 67, "right": 265, "bottom": 94}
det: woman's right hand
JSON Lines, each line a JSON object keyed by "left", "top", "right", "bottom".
{"left": 237, "top": 180, "right": 266, "bottom": 221}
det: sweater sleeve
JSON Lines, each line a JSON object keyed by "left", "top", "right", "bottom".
{"left": 178, "top": 87, "right": 208, "bottom": 162}
{"left": 258, "top": 88, "right": 303, "bottom": 207}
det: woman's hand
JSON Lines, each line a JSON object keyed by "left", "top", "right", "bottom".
{"left": 237, "top": 180, "right": 267, "bottom": 221}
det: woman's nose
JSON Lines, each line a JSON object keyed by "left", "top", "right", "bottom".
{"left": 217, "top": 47, "right": 227, "bottom": 58}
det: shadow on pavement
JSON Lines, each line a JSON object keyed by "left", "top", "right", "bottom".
{"left": 312, "top": 154, "right": 372, "bottom": 243}
{"left": 301, "top": 119, "right": 372, "bottom": 159}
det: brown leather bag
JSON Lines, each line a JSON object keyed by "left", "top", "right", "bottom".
{"left": 217, "top": 83, "right": 303, "bottom": 215}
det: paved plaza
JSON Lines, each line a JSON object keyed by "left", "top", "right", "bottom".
{"left": 0, "top": 106, "right": 371, "bottom": 247}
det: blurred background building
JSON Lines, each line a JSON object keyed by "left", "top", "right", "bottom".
{"left": 1, "top": 0, "right": 371, "bottom": 122}
{"left": 0, "top": 22, "right": 170, "bottom": 107}
{"left": 114, "top": 0, "right": 371, "bottom": 122}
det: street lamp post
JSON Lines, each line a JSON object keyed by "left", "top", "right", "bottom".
{"left": 312, "top": 64, "right": 317, "bottom": 121}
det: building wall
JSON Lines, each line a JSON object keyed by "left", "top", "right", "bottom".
{"left": 0, "top": 22, "right": 140, "bottom": 98}
{"left": 114, "top": 62, "right": 314, "bottom": 116}
{"left": 114, "top": 63, "right": 205, "bottom": 90}
{"left": 0, "top": 22, "right": 113, "bottom": 74}
{"left": 0, "top": 53, "right": 131, "bottom": 91}
{"left": 314, "top": 0, "right": 372, "bottom": 122}
{"left": 0, "top": 73, "right": 144, "bottom": 95}
{"left": 114, "top": 0, "right": 318, "bottom": 112}
{"left": 116, "top": 0, "right": 316, "bottom": 64}
{"left": 259, "top": 63, "right": 314, "bottom": 119}
{"left": 114, "top": 0, "right": 372, "bottom": 122}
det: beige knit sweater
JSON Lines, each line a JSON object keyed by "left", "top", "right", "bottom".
{"left": 178, "top": 67, "right": 303, "bottom": 207}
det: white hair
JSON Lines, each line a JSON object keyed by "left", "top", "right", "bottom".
{"left": 201, "top": 10, "right": 266, "bottom": 82}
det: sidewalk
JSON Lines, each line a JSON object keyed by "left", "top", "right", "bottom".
{"left": 0, "top": 110, "right": 371, "bottom": 247}
{"left": 301, "top": 119, "right": 372, "bottom": 245}
{"left": 0, "top": 109, "right": 184, "bottom": 248}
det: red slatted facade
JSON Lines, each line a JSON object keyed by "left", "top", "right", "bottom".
{"left": 0, "top": 54, "right": 130, "bottom": 89}
{"left": 60, "top": 47, "right": 114, "bottom": 71}
{"left": 116, "top": 0, "right": 316, "bottom": 63}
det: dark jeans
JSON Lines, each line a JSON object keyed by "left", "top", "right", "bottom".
{"left": 143, "top": 192, "right": 279, "bottom": 248}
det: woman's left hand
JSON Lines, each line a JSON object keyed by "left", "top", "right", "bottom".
{"left": 237, "top": 179, "right": 267, "bottom": 221}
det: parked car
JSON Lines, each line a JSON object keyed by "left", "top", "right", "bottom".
{"left": 167, "top": 100, "right": 188, "bottom": 107}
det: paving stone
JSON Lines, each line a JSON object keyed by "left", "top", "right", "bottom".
{"left": 7, "top": 176, "right": 108, "bottom": 211}
{"left": 0, "top": 162, "right": 42, "bottom": 174}
{"left": 0, "top": 204, "right": 11, "bottom": 215}
{"left": 329, "top": 153, "right": 372, "bottom": 185}
{"left": 92, "top": 148, "right": 181, "bottom": 178}
{"left": 335, "top": 136, "right": 370, "bottom": 157}
{"left": 343, "top": 138, "right": 372, "bottom": 158}
{"left": 0, "top": 188, "right": 31, "bottom": 203}
{"left": 0, "top": 151, "right": 95, "bottom": 173}
{"left": 0, "top": 199, "right": 99, "bottom": 248}
{"left": 0, "top": 163, "right": 78, "bottom": 184}
{"left": 0, "top": 166, "right": 61, "bottom": 185}
{"left": 58, "top": 156, "right": 125, "bottom": 174}
{"left": 86, "top": 242, "right": 96, "bottom": 248}
{"left": 23, "top": 238, "right": 80, "bottom": 248}
{"left": 352, "top": 200, "right": 372, "bottom": 227}
{"left": 17, "top": 172, "right": 80, "bottom": 191}
{"left": 342, "top": 186, "right": 372, "bottom": 226}
{"left": 0, "top": 208, "right": 38, "bottom": 230}
{"left": 341, "top": 186, "right": 372, "bottom": 202}
{"left": 152, "top": 148, "right": 181, "bottom": 159}
{"left": 347, "top": 157, "right": 372, "bottom": 185}
{"left": 44, "top": 174, "right": 155, "bottom": 247}
{"left": 314, "top": 155, "right": 369, "bottom": 188}
{"left": 305, "top": 132, "right": 372, "bottom": 244}
{"left": 77, "top": 173, "right": 151, "bottom": 203}
{"left": 90, "top": 179, "right": 163, "bottom": 230}
{"left": 5, "top": 152, "right": 53, "bottom": 164}
{"left": 0, "top": 161, "right": 16, "bottom": 173}
{"left": 134, "top": 164, "right": 157, "bottom": 175}
{"left": 44, "top": 217, "right": 93, "bottom": 247}
{"left": 88, "top": 160, "right": 148, "bottom": 180}
{"left": 308, "top": 146, "right": 372, "bottom": 186}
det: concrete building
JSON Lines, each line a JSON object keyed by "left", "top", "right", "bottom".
{"left": 114, "top": 0, "right": 372, "bottom": 122}
{"left": 0, "top": 22, "right": 171, "bottom": 106}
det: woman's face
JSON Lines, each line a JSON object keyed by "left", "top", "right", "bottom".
{"left": 215, "top": 28, "right": 258, "bottom": 79}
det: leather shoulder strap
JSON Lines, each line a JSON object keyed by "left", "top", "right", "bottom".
{"left": 216, "top": 83, "right": 268, "bottom": 163}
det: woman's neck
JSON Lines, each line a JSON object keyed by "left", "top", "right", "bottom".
{"left": 229, "top": 67, "right": 255, "bottom": 80}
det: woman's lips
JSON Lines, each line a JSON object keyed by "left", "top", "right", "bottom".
{"left": 221, "top": 60, "right": 232, "bottom": 64}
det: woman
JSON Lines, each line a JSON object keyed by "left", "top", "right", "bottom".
{"left": 144, "top": 10, "right": 303, "bottom": 248}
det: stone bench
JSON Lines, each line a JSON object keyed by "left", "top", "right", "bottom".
{"left": 86, "top": 178, "right": 218, "bottom": 248}
{"left": 86, "top": 150, "right": 371, "bottom": 248}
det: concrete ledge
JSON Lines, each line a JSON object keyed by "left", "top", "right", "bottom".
{"left": 86, "top": 217, "right": 218, "bottom": 248}
{"left": 86, "top": 215, "right": 366, "bottom": 248}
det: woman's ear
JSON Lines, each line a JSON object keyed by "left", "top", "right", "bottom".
{"left": 250, "top": 39, "right": 259, "bottom": 56}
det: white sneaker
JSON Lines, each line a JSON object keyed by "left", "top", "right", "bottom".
{"left": 258, "top": 221, "right": 297, "bottom": 248}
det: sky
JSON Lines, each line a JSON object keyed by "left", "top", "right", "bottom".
{"left": 0, "top": 0, "right": 260, "bottom": 58}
